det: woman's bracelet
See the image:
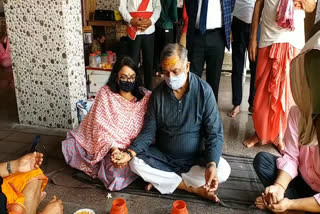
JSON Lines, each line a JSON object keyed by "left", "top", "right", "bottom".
{"left": 274, "top": 182, "right": 286, "bottom": 191}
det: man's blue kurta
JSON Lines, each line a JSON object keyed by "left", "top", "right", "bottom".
{"left": 129, "top": 72, "right": 224, "bottom": 174}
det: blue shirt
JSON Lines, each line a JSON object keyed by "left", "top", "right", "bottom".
{"left": 129, "top": 73, "right": 224, "bottom": 173}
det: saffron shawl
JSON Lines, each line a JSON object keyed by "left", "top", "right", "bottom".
{"left": 69, "top": 85, "right": 151, "bottom": 166}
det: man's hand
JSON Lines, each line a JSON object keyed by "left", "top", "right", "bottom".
{"left": 204, "top": 163, "right": 218, "bottom": 192}
{"left": 264, "top": 184, "right": 285, "bottom": 204}
{"left": 130, "top": 17, "right": 141, "bottom": 27}
{"left": 179, "top": 32, "right": 187, "bottom": 47}
{"left": 249, "top": 38, "right": 258, "bottom": 62}
{"left": 41, "top": 196, "right": 64, "bottom": 214}
{"left": 11, "top": 152, "right": 43, "bottom": 174}
{"left": 111, "top": 150, "right": 131, "bottom": 168}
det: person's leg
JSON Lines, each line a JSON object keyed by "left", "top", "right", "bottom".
{"left": 22, "top": 179, "right": 43, "bottom": 214}
{"left": 153, "top": 26, "right": 163, "bottom": 73}
{"left": 253, "top": 152, "right": 279, "bottom": 187}
{"left": 246, "top": 25, "right": 257, "bottom": 111}
{"left": 164, "top": 29, "right": 174, "bottom": 44}
{"left": 178, "top": 157, "right": 231, "bottom": 202}
{"left": 141, "top": 33, "right": 155, "bottom": 90}
{"left": 230, "top": 18, "right": 246, "bottom": 117}
{"left": 129, "top": 157, "right": 182, "bottom": 194}
{"left": 129, "top": 36, "right": 142, "bottom": 66}
{"left": 205, "top": 28, "right": 225, "bottom": 102}
{"left": 189, "top": 32, "right": 206, "bottom": 80}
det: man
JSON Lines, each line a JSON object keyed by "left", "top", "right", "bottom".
{"left": 153, "top": 0, "right": 178, "bottom": 74}
{"left": 91, "top": 33, "right": 106, "bottom": 53}
{"left": 111, "top": 44, "right": 231, "bottom": 201}
{"left": 181, "top": 0, "right": 235, "bottom": 101}
{"left": 228, "top": 0, "right": 257, "bottom": 117}
{"left": 0, "top": 152, "right": 63, "bottom": 214}
{"left": 119, "top": 0, "right": 161, "bottom": 90}
{"left": 253, "top": 27, "right": 320, "bottom": 213}
{"left": 243, "top": 0, "right": 316, "bottom": 148}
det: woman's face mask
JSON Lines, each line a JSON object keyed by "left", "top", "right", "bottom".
{"left": 164, "top": 71, "right": 187, "bottom": 90}
{"left": 119, "top": 80, "right": 136, "bottom": 92}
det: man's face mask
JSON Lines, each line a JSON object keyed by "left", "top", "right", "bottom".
{"left": 164, "top": 71, "right": 187, "bottom": 90}
{"left": 162, "top": 56, "right": 188, "bottom": 90}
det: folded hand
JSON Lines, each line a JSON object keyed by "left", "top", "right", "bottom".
{"left": 111, "top": 149, "right": 131, "bottom": 168}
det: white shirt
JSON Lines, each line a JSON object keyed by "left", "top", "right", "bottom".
{"left": 195, "top": 0, "right": 223, "bottom": 30}
{"left": 119, "top": 0, "right": 161, "bottom": 35}
{"left": 232, "top": 0, "right": 256, "bottom": 24}
{"left": 259, "top": 0, "right": 305, "bottom": 50}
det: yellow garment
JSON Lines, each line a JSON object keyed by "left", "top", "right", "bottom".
{"left": 2, "top": 168, "right": 48, "bottom": 213}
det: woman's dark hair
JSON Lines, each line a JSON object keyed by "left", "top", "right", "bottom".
{"left": 107, "top": 56, "right": 145, "bottom": 101}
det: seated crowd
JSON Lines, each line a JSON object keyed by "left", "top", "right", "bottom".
{"left": 0, "top": 39, "right": 320, "bottom": 214}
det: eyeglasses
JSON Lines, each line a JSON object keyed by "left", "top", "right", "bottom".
{"left": 119, "top": 75, "right": 136, "bottom": 82}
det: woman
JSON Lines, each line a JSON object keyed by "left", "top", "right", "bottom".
{"left": 0, "top": 24, "right": 13, "bottom": 89}
{"left": 62, "top": 56, "right": 151, "bottom": 191}
{"left": 252, "top": 27, "right": 320, "bottom": 213}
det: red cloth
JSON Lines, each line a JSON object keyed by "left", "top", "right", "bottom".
{"left": 69, "top": 86, "right": 151, "bottom": 166}
{"left": 126, "top": 0, "right": 152, "bottom": 40}
{"left": 276, "top": 0, "right": 295, "bottom": 31}
{"left": 182, "top": 0, "right": 188, "bottom": 33}
{"left": 253, "top": 43, "right": 299, "bottom": 145}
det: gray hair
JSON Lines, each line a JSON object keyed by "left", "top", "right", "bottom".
{"left": 160, "top": 43, "right": 188, "bottom": 64}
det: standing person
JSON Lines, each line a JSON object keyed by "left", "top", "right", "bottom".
{"left": 182, "top": 0, "right": 235, "bottom": 101}
{"left": 119, "top": 0, "right": 161, "bottom": 90}
{"left": 153, "top": 0, "right": 178, "bottom": 74}
{"left": 228, "top": 0, "right": 257, "bottom": 117}
{"left": 0, "top": 24, "right": 13, "bottom": 90}
{"left": 243, "top": 0, "right": 316, "bottom": 149}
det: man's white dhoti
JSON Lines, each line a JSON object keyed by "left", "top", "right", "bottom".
{"left": 129, "top": 157, "right": 231, "bottom": 194}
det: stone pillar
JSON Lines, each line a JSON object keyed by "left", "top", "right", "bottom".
{"left": 4, "top": 0, "right": 86, "bottom": 129}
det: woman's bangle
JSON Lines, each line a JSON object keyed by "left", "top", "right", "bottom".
{"left": 274, "top": 182, "right": 286, "bottom": 191}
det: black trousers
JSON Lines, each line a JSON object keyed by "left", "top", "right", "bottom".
{"left": 153, "top": 26, "right": 174, "bottom": 73}
{"left": 253, "top": 152, "right": 316, "bottom": 199}
{"left": 231, "top": 17, "right": 257, "bottom": 107}
{"left": 129, "top": 33, "right": 155, "bottom": 90}
{"left": 189, "top": 28, "right": 225, "bottom": 102}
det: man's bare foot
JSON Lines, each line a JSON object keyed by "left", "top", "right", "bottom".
{"left": 248, "top": 106, "right": 254, "bottom": 115}
{"left": 243, "top": 134, "right": 260, "bottom": 148}
{"left": 192, "top": 186, "right": 220, "bottom": 202}
{"left": 178, "top": 181, "right": 219, "bottom": 202}
{"left": 227, "top": 105, "right": 241, "bottom": 118}
{"left": 41, "top": 196, "right": 63, "bottom": 214}
{"left": 145, "top": 183, "right": 153, "bottom": 191}
{"left": 255, "top": 196, "right": 267, "bottom": 210}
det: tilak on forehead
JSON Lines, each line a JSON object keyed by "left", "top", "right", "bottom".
{"left": 162, "top": 55, "right": 179, "bottom": 68}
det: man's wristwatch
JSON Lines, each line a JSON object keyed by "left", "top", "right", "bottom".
{"left": 7, "top": 161, "right": 13, "bottom": 174}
